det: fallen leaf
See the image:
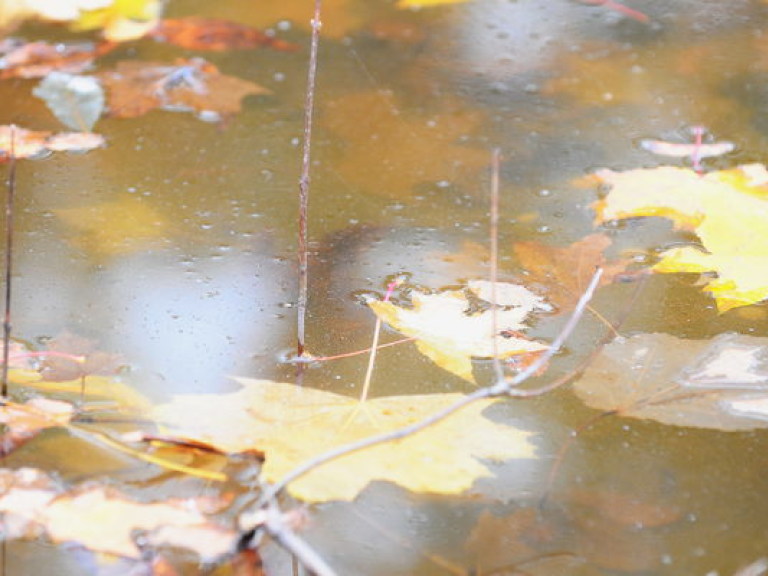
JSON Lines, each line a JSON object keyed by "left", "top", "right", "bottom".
{"left": 368, "top": 282, "right": 549, "bottom": 382}
{"left": 513, "top": 233, "right": 631, "bottom": 309}
{"left": 593, "top": 163, "right": 768, "bottom": 311}
{"left": 0, "top": 468, "right": 234, "bottom": 561}
{"left": 153, "top": 377, "right": 537, "bottom": 502}
{"left": 40, "top": 332, "right": 123, "bottom": 382}
{"left": 98, "top": 58, "right": 270, "bottom": 121}
{"left": 148, "top": 17, "right": 297, "bottom": 52}
{"left": 71, "top": 0, "right": 162, "bottom": 41}
{"left": 0, "top": 39, "right": 112, "bottom": 79}
{"left": 0, "top": 399, "right": 74, "bottom": 455}
{"left": 397, "top": 0, "right": 471, "bottom": 7}
{"left": 572, "top": 332, "right": 768, "bottom": 430}
{"left": 55, "top": 196, "right": 168, "bottom": 257}
{"left": 322, "top": 91, "right": 487, "bottom": 197}
{"left": 33, "top": 72, "right": 105, "bottom": 131}
{"left": 0, "top": 125, "right": 104, "bottom": 161}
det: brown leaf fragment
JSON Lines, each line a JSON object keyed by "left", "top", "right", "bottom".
{"left": 513, "top": 233, "right": 633, "bottom": 309}
{"left": 0, "top": 398, "right": 74, "bottom": 455}
{"left": 149, "top": 18, "right": 297, "bottom": 52}
{"left": 99, "top": 58, "right": 269, "bottom": 121}
{"left": 0, "top": 125, "right": 104, "bottom": 161}
{"left": 231, "top": 549, "right": 265, "bottom": 576}
{"left": 0, "top": 40, "right": 115, "bottom": 79}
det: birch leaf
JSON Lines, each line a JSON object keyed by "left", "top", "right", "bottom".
{"left": 368, "top": 283, "right": 549, "bottom": 382}
{"left": 154, "top": 378, "right": 537, "bottom": 503}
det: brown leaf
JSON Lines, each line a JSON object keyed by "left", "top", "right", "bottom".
{"left": 0, "top": 125, "right": 104, "bottom": 161}
{"left": 0, "top": 39, "right": 115, "bottom": 79}
{"left": 0, "top": 399, "right": 74, "bottom": 455}
{"left": 513, "top": 233, "right": 633, "bottom": 309}
{"left": 149, "top": 18, "right": 297, "bottom": 52}
{"left": 567, "top": 488, "right": 682, "bottom": 529}
{"left": 98, "top": 58, "right": 270, "bottom": 121}
{"left": 40, "top": 332, "right": 123, "bottom": 382}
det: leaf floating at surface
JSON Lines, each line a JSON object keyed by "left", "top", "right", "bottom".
{"left": 98, "top": 58, "right": 270, "bottom": 121}
{"left": 153, "top": 378, "right": 537, "bottom": 502}
{"left": 593, "top": 163, "right": 768, "bottom": 311}
{"left": 33, "top": 72, "right": 105, "bottom": 131}
{"left": 368, "top": 282, "right": 549, "bottom": 382}
{"left": 572, "top": 332, "right": 768, "bottom": 431}
{"left": 0, "top": 125, "right": 104, "bottom": 161}
{"left": 148, "top": 17, "right": 297, "bottom": 52}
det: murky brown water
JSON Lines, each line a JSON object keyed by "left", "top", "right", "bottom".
{"left": 2, "top": 0, "right": 768, "bottom": 574}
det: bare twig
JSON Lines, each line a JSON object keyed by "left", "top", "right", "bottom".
{"left": 297, "top": 0, "right": 322, "bottom": 358}
{"left": 2, "top": 125, "right": 17, "bottom": 398}
{"left": 489, "top": 148, "right": 504, "bottom": 383}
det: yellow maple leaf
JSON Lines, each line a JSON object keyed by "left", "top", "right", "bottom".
{"left": 153, "top": 378, "right": 536, "bottom": 502}
{"left": 368, "top": 282, "right": 549, "bottom": 382}
{"left": 593, "top": 163, "right": 768, "bottom": 312}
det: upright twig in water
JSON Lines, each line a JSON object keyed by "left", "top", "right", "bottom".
{"left": 2, "top": 125, "right": 17, "bottom": 398}
{"left": 297, "top": 0, "right": 323, "bottom": 358}
{"left": 488, "top": 148, "right": 504, "bottom": 383}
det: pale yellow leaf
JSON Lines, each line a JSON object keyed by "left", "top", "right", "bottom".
{"left": 154, "top": 378, "right": 537, "bottom": 502}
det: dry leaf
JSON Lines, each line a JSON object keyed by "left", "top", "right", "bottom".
{"left": 98, "top": 58, "right": 269, "bottom": 121}
{"left": 153, "top": 377, "right": 537, "bottom": 502}
{"left": 368, "top": 283, "right": 549, "bottom": 382}
{"left": 572, "top": 332, "right": 768, "bottom": 431}
{"left": 513, "top": 233, "right": 631, "bottom": 309}
{"left": 0, "top": 125, "right": 104, "bottom": 161}
{"left": 593, "top": 163, "right": 768, "bottom": 311}
{"left": 322, "top": 91, "right": 487, "bottom": 197}
{"left": 149, "top": 17, "right": 297, "bottom": 52}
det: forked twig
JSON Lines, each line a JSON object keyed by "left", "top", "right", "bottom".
{"left": 297, "top": 0, "right": 322, "bottom": 358}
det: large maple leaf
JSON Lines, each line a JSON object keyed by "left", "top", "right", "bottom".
{"left": 153, "top": 378, "right": 537, "bottom": 502}
{"left": 593, "top": 163, "right": 768, "bottom": 312}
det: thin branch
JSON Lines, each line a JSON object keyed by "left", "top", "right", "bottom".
{"left": 297, "top": 0, "right": 322, "bottom": 358}
{"left": 489, "top": 148, "right": 504, "bottom": 383}
{"left": 2, "top": 125, "right": 17, "bottom": 398}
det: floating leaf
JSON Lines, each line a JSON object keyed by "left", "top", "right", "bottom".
{"left": 513, "top": 233, "right": 632, "bottom": 309}
{"left": 33, "top": 72, "right": 105, "bottom": 131}
{"left": 0, "top": 39, "right": 111, "bottom": 79}
{"left": 154, "top": 377, "right": 537, "bottom": 502}
{"left": 98, "top": 58, "right": 269, "bottom": 121}
{"left": 368, "top": 282, "right": 549, "bottom": 382}
{"left": 593, "top": 163, "right": 768, "bottom": 311}
{"left": 0, "top": 468, "right": 234, "bottom": 561}
{"left": 0, "top": 125, "right": 104, "bottom": 161}
{"left": 148, "top": 17, "right": 297, "bottom": 52}
{"left": 572, "top": 332, "right": 768, "bottom": 431}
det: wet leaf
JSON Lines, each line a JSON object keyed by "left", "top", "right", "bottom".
{"left": 154, "top": 377, "right": 537, "bottom": 502}
{"left": 148, "top": 17, "right": 297, "bottom": 52}
{"left": 0, "top": 39, "right": 111, "bottom": 79}
{"left": 322, "top": 91, "right": 488, "bottom": 197}
{"left": 0, "top": 399, "right": 74, "bottom": 455}
{"left": 368, "top": 282, "right": 549, "bottom": 382}
{"left": 55, "top": 196, "right": 168, "bottom": 257}
{"left": 513, "top": 233, "right": 632, "bottom": 309}
{"left": 98, "top": 58, "right": 269, "bottom": 121}
{"left": 0, "top": 468, "right": 234, "bottom": 560}
{"left": 566, "top": 488, "right": 682, "bottom": 529}
{"left": 593, "top": 163, "right": 768, "bottom": 311}
{"left": 572, "top": 332, "right": 768, "bottom": 430}
{"left": 71, "top": 0, "right": 162, "bottom": 41}
{"left": 40, "top": 333, "right": 123, "bottom": 382}
{"left": 0, "top": 125, "right": 104, "bottom": 161}
{"left": 33, "top": 72, "right": 105, "bottom": 131}
{"left": 397, "top": 0, "right": 471, "bottom": 7}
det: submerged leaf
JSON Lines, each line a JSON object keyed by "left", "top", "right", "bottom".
{"left": 368, "top": 283, "right": 549, "bottom": 382}
{"left": 572, "top": 332, "right": 768, "bottom": 431}
{"left": 154, "top": 378, "right": 537, "bottom": 502}
{"left": 593, "top": 163, "right": 768, "bottom": 311}
{"left": 98, "top": 58, "right": 269, "bottom": 121}
{"left": 0, "top": 40, "right": 108, "bottom": 79}
{"left": 0, "top": 125, "right": 104, "bottom": 160}
{"left": 149, "top": 17, "right": 297, "bottom": 52}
